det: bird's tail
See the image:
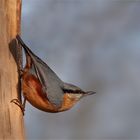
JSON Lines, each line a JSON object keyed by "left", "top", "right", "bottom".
{"left": 16, "top": 35, "right": 36, "bottom": 58}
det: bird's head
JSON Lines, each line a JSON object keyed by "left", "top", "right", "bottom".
{"left": 58, "top": 83, "right": 96, "bottom": 112}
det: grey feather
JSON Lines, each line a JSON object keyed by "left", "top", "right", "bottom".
{"left": 62, "top": 83, "right": 85, "bottom": 93}
{"left": 16, "top": 35, "right": 64, "bottom": 107}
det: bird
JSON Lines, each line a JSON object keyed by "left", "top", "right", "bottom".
{"left": 12, "top": 35, "right": 96, "bottom": 113}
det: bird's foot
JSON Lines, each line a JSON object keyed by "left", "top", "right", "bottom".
{"left": 18, "top": 68, "right": 24, "bottom": 78}
{"left": 11, "top": 99, "right": 25, "bottom": 115}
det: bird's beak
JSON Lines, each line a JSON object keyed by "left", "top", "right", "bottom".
{"left": 84, "top": 91, "right": 96, "bottom": 96}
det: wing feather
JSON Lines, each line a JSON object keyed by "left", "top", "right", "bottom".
{"left": 16, "top": 35, "right": 64, "bottom": 107}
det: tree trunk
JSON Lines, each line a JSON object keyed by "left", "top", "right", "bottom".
{"left": 0, "top": 0, "right": 25, "bottom": 139}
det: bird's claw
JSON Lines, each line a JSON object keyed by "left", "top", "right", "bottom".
{"left": 18, "top": 68, "right": 24, "bottom": 77}
{"left": 11, "top": 99, "right": 25, "bottom": 115}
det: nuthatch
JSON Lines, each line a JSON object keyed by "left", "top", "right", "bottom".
{"left": 13, "top": 35, "right": 96, "bottom": 113}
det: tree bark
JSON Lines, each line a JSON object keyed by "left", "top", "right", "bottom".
{"left": 0, "top": 0, "right": 25, "bottom": 139}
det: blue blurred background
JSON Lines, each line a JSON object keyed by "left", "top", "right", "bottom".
{"left": 22, "top": 0, "right": 140, "bottom": 139}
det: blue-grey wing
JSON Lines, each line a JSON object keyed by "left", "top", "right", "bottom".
{"left": 16, "top": 35, "right": 64, "bottom": 107}
{"left": 32, "top": 55, "right": 64, "bottom": 107}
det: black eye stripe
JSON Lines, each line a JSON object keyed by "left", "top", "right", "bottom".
{"left": 63, "top": 89, "right": 85, "bottom": 94}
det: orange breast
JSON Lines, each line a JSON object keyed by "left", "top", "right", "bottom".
{"left": 22, "top": 73, "right": 57, "bottom": 112}
{"left": 22, "top": 73, "right": 79, "bottom": 113}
